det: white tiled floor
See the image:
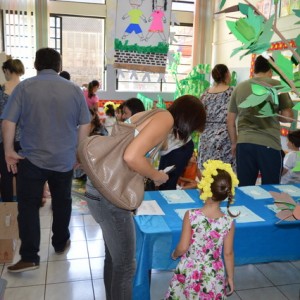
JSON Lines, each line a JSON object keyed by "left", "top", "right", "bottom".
{"left": 1, "top": 199, "right": 300, "bottom": 300}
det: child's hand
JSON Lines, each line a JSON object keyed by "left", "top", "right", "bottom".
{"left": 171, "top": 250, "right": 178, "bottom": 260}
{"left": 226, "top": 278, "right": 234, "bottom": 296}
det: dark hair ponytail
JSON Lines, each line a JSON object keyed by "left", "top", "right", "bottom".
{"left": 226, "top": 190, "right": 239, "bottom": 218}
{"left": 211, "top": 169, "right": 240, "bottom": 218}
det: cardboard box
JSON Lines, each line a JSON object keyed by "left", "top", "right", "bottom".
{"left": 0, "top": 203, "right": 19, "bottom": 263}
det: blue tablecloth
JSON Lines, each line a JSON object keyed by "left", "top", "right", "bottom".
{"left": 133, "top": 185, "right": 300, "bottom": 300}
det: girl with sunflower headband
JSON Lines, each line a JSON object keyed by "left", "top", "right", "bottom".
{"left": 166, "top": 160, "right": 239, "bottom": 300}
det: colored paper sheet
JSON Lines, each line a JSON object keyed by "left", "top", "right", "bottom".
{"left": 273, "top": 185, "right": 300, "bottom": 197}
{"left": 238, "top": 186, "right": 272, "bottom": 199}
{"left": 220, "top": 206, "right": 265, "bottom": 223}
{"left": 160, "top": 190, "right": 195, "bottom": 204}
{"left": 136, "top": 200, "right": 165, "bottom": 216}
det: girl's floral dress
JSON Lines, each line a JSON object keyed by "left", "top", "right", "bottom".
{"left": 165, "top": 209, "right": 233, "bottom": 300}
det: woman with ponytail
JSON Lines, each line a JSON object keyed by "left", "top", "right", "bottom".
{"left": 83, "top": 79, "right": 100, "bottom": 110}
{"left": 166, "top": 160, "right": 239, "bottom": 300}
{"left": 198, "top": 64, "right": 236, "bottom": 172}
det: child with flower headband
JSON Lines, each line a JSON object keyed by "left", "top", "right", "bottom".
{"left": 165, "top": 160, "right": 239, "bottom": 300}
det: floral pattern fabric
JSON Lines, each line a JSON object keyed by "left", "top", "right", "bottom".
{"left": 165, "top": 209, "right": 233, "bottom": 300}
{"left": 198, "top": 88, "right": 235, "bottom": 171}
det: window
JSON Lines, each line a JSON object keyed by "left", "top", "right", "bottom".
{"left": 172, "top": 0, "right": 194, "bottom": 12}
{"left": 50, "top": 0, "right": 105, "bottom": 3}
{"left": 2, "top": 9, "right": 36, "bottom": 78}
{"left": 49, "top": 15, "right": 105, "bottom": 88}
{"left": 117, "top": 23, "right": 193, "bottom": 94}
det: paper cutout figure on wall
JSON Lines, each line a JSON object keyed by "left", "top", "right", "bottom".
{"left": 122, "top": 0, "right": 147, "bottom": 41}
{"left": 145, "top": 0, "right": 168, "bottom": 42}
{"left": 114, "top": 0, "right": 171, "bottom": 73}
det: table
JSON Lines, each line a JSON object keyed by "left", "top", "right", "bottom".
{"left": 133, "top": 185, "right": 300, "bottom": 300}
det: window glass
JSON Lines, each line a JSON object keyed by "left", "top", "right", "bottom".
{"left": 172, "top": 1, "right": 194, "bottom": 11}
{"left": 4, "top": 10, "right": 36, "bottom": 79}
{"left": 49, "top": 15, "right": 105, "bottom": 88}
{"left": 50, "top": 0, "right": 105, "bottom": 3}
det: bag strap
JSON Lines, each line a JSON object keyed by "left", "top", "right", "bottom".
{"left": 133, "top": 108, "right": 165, "bottom": 127}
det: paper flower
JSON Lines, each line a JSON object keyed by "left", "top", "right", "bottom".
{"left": 270, "top": 191, "right": 300, "bottom": 222}
{"left": 197, "top": 160, "right": 239, "bottom": 202}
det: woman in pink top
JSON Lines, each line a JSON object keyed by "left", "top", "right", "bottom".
{"left": 84, "top": 80, "right": 100, "bottom": 110}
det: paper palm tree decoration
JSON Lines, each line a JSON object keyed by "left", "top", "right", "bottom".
{"left": 217, "top": 0, "right": 300, "bottom": 120}
{"left": 168, "top": 52, "right": 211, "bottom": 99}
{"left": 270, "top": 191, "right": 300, "bottom": 223}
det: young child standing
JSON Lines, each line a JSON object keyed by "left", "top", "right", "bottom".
{"left": 281, "top": 130, "right": 300, "bottom": 184}
{"left": 165, "top": 160, "right": 239, "bottom": 300}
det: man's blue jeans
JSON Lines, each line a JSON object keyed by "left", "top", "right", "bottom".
{"left": 85, "top": 180, "right": 136, "bottom": 300}
{"left": 17, "top": 158, "right": 73, "bottom": 263}
{"left": 236, "top": 143, "right": 282, "bottom": 186}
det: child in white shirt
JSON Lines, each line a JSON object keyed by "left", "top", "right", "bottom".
{"left": 281, "top": 130, "right": 300, "bottom": 184}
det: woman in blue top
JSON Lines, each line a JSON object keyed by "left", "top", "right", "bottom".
{"left": 0, "top": 58, "right": 24, "bottom": 202}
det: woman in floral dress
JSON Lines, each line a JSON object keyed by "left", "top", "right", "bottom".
{"left": 165, "top": 160, "right": 239, "bottom": 300}
{"left": 198, "top": 64, "right": 236, "bottom": 171}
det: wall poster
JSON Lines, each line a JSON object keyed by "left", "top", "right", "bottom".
{"left": 114, "top": 0, "right": 172, "bottom": 73}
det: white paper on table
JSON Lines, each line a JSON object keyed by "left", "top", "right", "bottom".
{"left": 160, "top": 190, "right": 195, "bottom": 204}
{"left": 238, "top": 186, "right": 272, "bottom": 200}
{"left": 136, "top": 200, "right": 165, "bottom": 216}
{"left": 273, "top": 185, "right": 300, "bottom": 197}
{"left": 174, "top": 208, "right": 190, "bottom": 220}
{"left": 221, "top": 206, "right": 265, "bottom": 223}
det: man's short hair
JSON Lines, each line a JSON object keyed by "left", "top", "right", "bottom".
{"left": 34, "top": 48, "right": 61, "bottom": 73}
{"left": 254, "top": 55, "right": 272, "bottom": 74}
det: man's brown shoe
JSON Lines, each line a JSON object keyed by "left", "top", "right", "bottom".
{"left": 55, "top": 239, "right": 71, "bottom": 254}
{"left": 7, "top": 260, "right": 39, "bottom": 273}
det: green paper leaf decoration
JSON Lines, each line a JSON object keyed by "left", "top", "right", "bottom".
{"left": 273, "top": 0, "right": 279, "bottom": 4}
{"left": 251, "top": 83, "right": 269, "bottom": 96}
{"left": 273, "top": 51, "right": 294, "bottom": 80}
{"left": 226, "top": 20, "right": 249, "bottom": 44}
{"left": 137, "top": 93, "right": 153, "bottom": 110}
{"left": 236, "top": 18, "right": 256, "bottom": 41}
{"left": 156, "top": 95, "right": 166, "bottom": 109}
{"left": 293, "top": 9, "right": 300, "bottom": 18}
{"left": 292, "top": 152, "right": 300, "bottom": 172}
{"left": 291, "top": 34, "right": 300, "bottom": 65}
{"left": 293, "top": 102, "right": 300, "bottom": 111}
{"left": 238, "top": 93, "right": 269, "bottom": 108}
{"left": 255, "top": 14, "right": 274, "bottom": 48}
{"left": 247, "top": 7, "right": 264, "bottom": 37}
{"left": 238, "top": 3, "right": 251, "bottom": 16}
{"left": 230, "top": 46, "right": 244, "bottom": 58}
{"left": 219, "top": 0, "right": 226, "bottom": 10}
{"left": 230, "top": 71, "right": 237, "bottom": 86}
{"left": 277, "top": 87, "right": 292, "bottom": 93}
{"left": 257, "top": 101, "right": 276, "bottom": 117}
{"left": 269, "top": 87, "right": 279, "bottom": 106}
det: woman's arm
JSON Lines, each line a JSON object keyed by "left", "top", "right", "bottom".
{"left": 123, "top": 110, "right": 173, "bottom": 185}
{"left": 227, "top": 112, "right": 237, "bottom": 157}
{"left": 223, "top": 221, "right": 235, "bottom": 296}
{"left": 171, "top": 210, "right": 191, "bottom": 259}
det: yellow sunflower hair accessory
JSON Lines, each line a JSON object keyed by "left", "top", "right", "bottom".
{"left": 103, "top": 101, "right": 116, "bottom": 113}
{"left": 198, "top": 160, "right": 239, "bottom": 202}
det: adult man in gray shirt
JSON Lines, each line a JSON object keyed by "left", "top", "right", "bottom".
{"left": 1, "top": 48, "right": 91, "bottom": 272}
